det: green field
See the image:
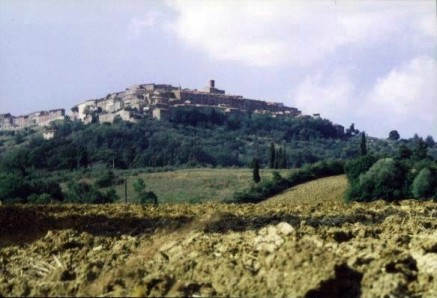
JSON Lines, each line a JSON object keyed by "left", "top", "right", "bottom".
{"left": 112, "top": 168, "right": 292, "bottom": 203}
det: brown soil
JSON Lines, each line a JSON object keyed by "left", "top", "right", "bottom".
{"left": 1, "top": 198, "right": 436, "bottom": 297}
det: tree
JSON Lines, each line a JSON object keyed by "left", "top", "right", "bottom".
{"left": 413, "top": 139, "right": 428, "bottom": 161}
{"left": 344, "top": 155, "right": 378, "bottom": 182}
{"left": 360, "top": 132, "right": 367, "bottom": 156}
{"left": 133, "top": 178, "right": 158, "bottom": 204}
{"left": 412, "top": 168, "right": 435, "bottom": 199}
{"left": 276, "top": 147, "right": 287, "bottom": 169}
{"left": 269, "top": 143, "right": 276, "bottom": 169}
{"left": 346, "top": 123, "right": 359, "bottom": 137}
{"left": 95, "top": 170, "right": 115, "bottom": 188}
{"left": 0, "top": 173, "right": 29, "bottom": 203}
{"left": 425, "top": 135, "right": 435, "bottom": 147}
{"left": 64, "top": 181, "right": 115, "bottom": 204}
{"left": 252, "top": 158, "right": 261, "bottom": 184}
{"left": 398, "top": 145, "right": 412, "bottom": 159}
{"left": 354, "top": 158, "right": 404, "bottom": 201}
{"left": 388, "top": 130, "right": 400, "bottom": 141}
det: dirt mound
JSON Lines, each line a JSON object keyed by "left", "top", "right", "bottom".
{"left": 1, "top": 199, "right": 436, "bottom": 297}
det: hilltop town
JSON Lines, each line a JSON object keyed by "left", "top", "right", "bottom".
{"left": 71, "top": 80, "right": 302, "bottom": 124}
{"left": 1, "top": 80, "right": 309, "bottom": 131}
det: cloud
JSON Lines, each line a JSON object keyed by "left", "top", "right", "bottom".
{"left": 291, "top": 69, "right": 355, "bottom": 121}
{"left": 167, "top": 0, "right": 434, "bottom": 67}
{"left": 291, "top": 56, "right": 437, "bottom": 138}
{"left": 127, "top": 11, "right": 160, "bottom": 40}
{"left": 362, "top": 56, "right": 437, "bottom": 138}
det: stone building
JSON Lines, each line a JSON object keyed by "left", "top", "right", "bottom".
{"left": 0, "top": 114, "right": 14, "bottom": 130}
{"left": 98, "top": 110, "right": 137, "bottom": 124}
{"left": 69, "top": 80, "right": 302, "bottom": 125}
{"left": 0, "top": 109, "right": 65, "bottom": 131}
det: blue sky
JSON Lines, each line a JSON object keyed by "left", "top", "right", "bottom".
{"left": 0, "top": 0, "right": 435, "bottom": 138}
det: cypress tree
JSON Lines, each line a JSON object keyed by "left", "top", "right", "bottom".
{"left": 282, "top": 148, "right": 287, "bottom": 169}
{"left": 360, "top": 132, "right": 367, "bottom": 156}
{"left": 269, "top": 143, "right": 276, "bottom": 169}
{"left": 253, "top": 158, "right": 261, "bottom": 184}
{"left": 274, "top": 148, "right": 279, "bottom": 169}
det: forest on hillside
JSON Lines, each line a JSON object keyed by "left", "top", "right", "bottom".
{"left": 0, "top": 107, "right": 435, "bottom": 204}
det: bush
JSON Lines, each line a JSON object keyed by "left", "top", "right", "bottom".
{"left": 138, "top": 191, "right": 158, "bottom": 204}
{"left": 133, "top": 178, "right": 158, "bottom": 204}
{"left": 94, "top": 170, "right": 116, "bottom": 188}
{"left": 412, "top": 168, "right": 436, "bottom": 199}
{"left": 0, "top": 173, "right": 29, "bottom": 203}
{"left": 344, "top": 155, "right": 378, "bottom": 182}
{"left": 29, "top": 179, "right": 64, "bottom": 202}
{"left": 348, "top": 158, "right": 404, "bottom": 202}
{"left": 27, "top": 193, "right": 53, "bottom": 204}
{"left": 64, "top": 181, "right": 116, "bottom": 204}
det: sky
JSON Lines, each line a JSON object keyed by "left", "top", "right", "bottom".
{"left": 0, "top": 0, "right": 435, "bottom": 139}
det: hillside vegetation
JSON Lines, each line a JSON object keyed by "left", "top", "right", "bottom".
{"left": 112, "top": 168, "right": 290, "bottom": 204}
{"left": 0, "top": 110, "right": 435, "bottom": 204}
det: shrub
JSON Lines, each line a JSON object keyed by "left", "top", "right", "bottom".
{"left": 94, "top": 170, "right": 115, "bottom": 188}
{"left": 0, "top": 173, "right": 29, "bottom": 203}
{"left": 412, "top": 168, "right": 436, "bottom": 199}
{"left": 29, "top": 179, "right": 64, "bottom": 202}
{"left": 27, "top": 193, "right": 53, "bottom": 204}
{"left": 344, "top": 155, "right": 378, "bottom": 182}
{"left": 64, "top": 181, "right": 116, "bottom": 204}
{"left": 349, "top": 158, "right": 404, "bottom": 201}
{"left": 133, "top": 178, "right": 158, "bottom": 204}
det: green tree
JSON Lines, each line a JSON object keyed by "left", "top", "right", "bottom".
{"left": 355, "top": 158, "right": 404, "bottom": 201}
{"left": 425, "top": 135, "right": 435, "bottom": 147}
{"left": 65, "top": 181, "right": 115, "bottom": 204}
{"left": 413, "top": 139, "right": 428, "bottom": 161}
{"left": 360, "top": 132, "right": 367, "bottom": 156}
{"left": 252, "top": 158, "right": 261, "bottom": 184}
{"left": 269, "top": 143, "right": 276, "bottom": 169}
{"left": 133, "top": 178, "right": 158, "bottom": 204}
{"left": 95, "top": 170, "right": 115, "bottom": 188}
{"left": 0, "top": 173, "right": 29, "bottom": 203}
{"left": 398, "top": 145, "right": 412, "bottom": 159}
{"left": 388, "top": 130, "right": 400, "bottom": 141}
{"left": 412, "top": 168, "right": 435, "bottom": 199}
{"left": 14, "top": 132, "right": 25, "bottom": 145}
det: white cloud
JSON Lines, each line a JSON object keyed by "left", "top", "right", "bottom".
{"left": 291, "top": 56, "right": 436, "bottom": 138}
{"left": 167, "top": 0, "right": 434, "bottom": 67}
{"left": 291, "top": 69, "right": 354, "bottom": 121}
{"left": 127, "top": 11, "right": 160, "bottom": 40}
{"left": 362, "top": 56, "right": 437, "bottom": 138}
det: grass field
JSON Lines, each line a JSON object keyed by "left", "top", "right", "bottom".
{"left": 112, "top": 168, "right": 292, "bottom": 203}
{"left": 263, "top": 175, "right": 348, "bottom": 206}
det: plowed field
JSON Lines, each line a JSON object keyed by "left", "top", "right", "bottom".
{"left": 1, "top": 176, "right": 436, "bottom": 297}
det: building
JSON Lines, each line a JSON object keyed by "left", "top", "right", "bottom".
{"left": 69, "top": 80, "right": 302, "bottom": 125}
{"left": 0, "top": 109, "right": 65, "bottom": 131}
{"left": 43, "top": 129, "right": 56, "bottom": 140}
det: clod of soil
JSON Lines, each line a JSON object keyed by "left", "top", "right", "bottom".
{"left": 1, "top": 198, "right": 436, "bottom": 297}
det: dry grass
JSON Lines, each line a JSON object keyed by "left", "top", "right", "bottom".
{"left": 263, "top": 175, "right": 348, "bottom": 206}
